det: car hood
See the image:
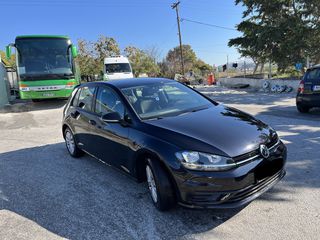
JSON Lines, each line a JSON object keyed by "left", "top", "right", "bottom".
{"left": 143, "top": 105, "right": 274, "bottom": 157}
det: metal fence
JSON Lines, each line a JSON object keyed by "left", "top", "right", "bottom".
{"left": 0, "top": 62, "right": 10, "bottom": 107}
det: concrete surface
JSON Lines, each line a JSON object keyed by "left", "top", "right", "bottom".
{"left": 0, "top": 88, "right": 319, "bottom": 240}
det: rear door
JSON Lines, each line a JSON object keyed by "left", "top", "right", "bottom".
{"left": 70, "top": 85, "right": 97, "bottom": 154}
{"left": 304, "top": 68, "right": 320, "bottom": 94}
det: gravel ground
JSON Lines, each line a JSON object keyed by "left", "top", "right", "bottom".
{"left": 0, "top": 86, "right": 319, "bottom": 240}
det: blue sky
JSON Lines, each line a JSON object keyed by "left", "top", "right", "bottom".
{"left": 0, "top": 0, "right": 245, "bottom": 65}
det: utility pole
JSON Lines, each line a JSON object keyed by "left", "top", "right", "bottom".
{"left": 172, "top": 1, "right": 185, "bottom": 75}
{"left": 268, "top": 60, "right": 272, "bottom": 79}
{"left": 307, "top": 56, "right": 310, "bottom": 68}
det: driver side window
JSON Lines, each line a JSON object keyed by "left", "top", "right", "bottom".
{"left": 95, "top": 87, "right": 125, "bottom": 118}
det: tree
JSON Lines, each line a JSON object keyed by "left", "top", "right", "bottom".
{"left": 163, "top": 44, "right": 197, "bottom": 77}
{"left": 124, "top": 46, "right": 160, "bottom": 77}
{"left": 229, "top": 0, "right": 319, "bottom": 72}
{"left": 194, "top": 59, "right": 213, "bottom": 73}
{"left": 161, "top": 45, "right": 212, "bottom": 78}
{"left": 228, "top": 21, "right": 268, "bottom": 73}
{"left": 76, "top": 39, "right": 96, "bottom": 77}
{"left": 94, "top": 35, "right": 120, "bottom": 73}
{"left": 0, "top": 51, "right": 16, "bottom": 68}
{"left": 77, "top": 35, "right": 121, "bottom": 78}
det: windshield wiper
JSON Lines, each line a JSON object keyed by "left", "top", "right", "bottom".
{"left": 180, "top": 106, "right": 209, "bottom": 115}
{"left": 144, "top": 116, "right": 164, "bottom": 121}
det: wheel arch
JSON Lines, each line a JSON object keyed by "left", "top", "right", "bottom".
{"left": 134, "top": 149, "right": 181, "bottom": 200}
{"left": 62, "top": 123, "right": 74, "bottom": 139}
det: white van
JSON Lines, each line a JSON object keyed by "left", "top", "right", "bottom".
{"left": 103, "top": 56, "right": 134, "bottom": 80}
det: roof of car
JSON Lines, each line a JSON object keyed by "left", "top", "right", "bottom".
{"left": 92, "top": 78, "right": 176, "bottom": 88}
{"left": 310, "top": 64, "right": 320, "bottom": 69}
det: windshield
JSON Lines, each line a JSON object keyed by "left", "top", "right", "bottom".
{"left": 15, "top": 38, "right": 74, "bottom": 81}
{"left": 121, "top": 81, "right": 213, "bottom": 120}
{"left": 105, "top": 63, "right": 131, "bottom": 74}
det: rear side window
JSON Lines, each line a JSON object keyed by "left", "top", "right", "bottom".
{"left": 78, "top": 86, "right": 96, "bottom": 112}
{"left": 306, "top": 68, "right": 320, "bottom": 82}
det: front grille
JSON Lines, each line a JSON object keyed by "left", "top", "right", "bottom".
{"left": 233, "top": 137, "right": 280, "bottom": 164}
{"left": 227, "top": 170, "right": 284, "bottom": 203}
{"left": 233, "top": 149, "right": 260, "bottom": 163}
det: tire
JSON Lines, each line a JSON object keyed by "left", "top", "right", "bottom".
{"left": 297, "top": 104, "right": 310, "bottom": 113}
{"left": 145, "top": 158, "right": 175, "bottom": 211}
{"left": 64, "top": 127, "right": 84, "bottom": 158}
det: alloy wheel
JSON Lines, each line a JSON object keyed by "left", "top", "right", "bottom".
{"left": 146, "top": 165, "right": 158, "bottom": 203}
{"left": 65, "top": 130, "right": 76, "bottom": 154}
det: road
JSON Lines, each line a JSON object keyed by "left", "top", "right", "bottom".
{"left": 0, "top": 87, "right": 319, "bottom": 240}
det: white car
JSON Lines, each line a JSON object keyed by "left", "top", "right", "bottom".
{"left": 104, "top": 56, "right": 134, "bottom": 80}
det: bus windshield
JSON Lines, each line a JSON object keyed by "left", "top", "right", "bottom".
{"left": 15, "top": 38, "right": 74, "bottom": 81}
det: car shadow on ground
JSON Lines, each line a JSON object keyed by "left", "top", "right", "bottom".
{"left": 257, "top": 105, "right": 320, "bottom": 121}
{"left": 1, "top": 99, "right": 67, "bottom": 113}
{"left": 253, "top": 107, "right": 320, "bottom": 200}
{"left": 198, "top": 86, "right": 297, "bottom": 106}
{"left": 0, "top": 143, "right": 245, "bottom": 239}
{"left": 216, "top": 90, "right": 320, "bottom": 122}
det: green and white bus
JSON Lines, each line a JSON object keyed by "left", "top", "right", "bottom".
{"left": 6, "top": 35, "right": 80, "bottom": 100}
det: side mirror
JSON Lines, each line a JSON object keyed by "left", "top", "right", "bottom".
{"left": 71, "top": 45, "right": 78, "bottom": 58}
{"left": 101, "top": 112, "right": 122, "bottom": 123}
{"left": 78, "top": 102, "right": 85, "bottom": 109}
{"left": 6, "top": 45, "right": 11, "bottom": 59}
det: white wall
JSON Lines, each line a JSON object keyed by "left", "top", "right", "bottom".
{"left": 218, "top": 77, "right": 301, "bottom": 91}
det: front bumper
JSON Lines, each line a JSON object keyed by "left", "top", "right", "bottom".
{"left": 20, "top": 89, "right": 73, "bottom": 100}
{"left": 174, "top": 141, "right": 287, "bottom": 209}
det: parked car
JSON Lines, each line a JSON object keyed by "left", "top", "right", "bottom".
{"left": 296, "top": 65, "right": 320, "bottom": 113}
{"left": 62, "top": 78, "right": 286, "bottom": 211}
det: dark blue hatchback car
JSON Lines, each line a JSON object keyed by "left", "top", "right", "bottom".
{"left": 297, "top": 65, "right": 320, "bottom": 113}
{"left": 62, "top": 78, "right": 286, "bottom": 211}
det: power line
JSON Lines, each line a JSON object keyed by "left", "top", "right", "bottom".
{"left": 181, "top": 18, "right": 237, "bottom": 31}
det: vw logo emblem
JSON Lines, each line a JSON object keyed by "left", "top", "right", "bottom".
{"left": 260, "top": 144, "right": 270, "bottom": 158}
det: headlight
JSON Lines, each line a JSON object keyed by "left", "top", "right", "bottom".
{"left": 175, "top": 151, "right": 236, "bottom": 171}
{"left": 65, "top": 83, "right": 76, "bottom": 89}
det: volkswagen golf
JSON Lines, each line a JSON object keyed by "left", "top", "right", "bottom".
{"left": 62, "top": 78, "right": 286, "bottom": 211}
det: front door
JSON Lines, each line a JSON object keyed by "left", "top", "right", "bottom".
{"left": 90, "top": 86, "right": 130, "bottom": 170}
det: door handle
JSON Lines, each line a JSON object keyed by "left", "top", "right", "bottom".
{"left": 89, "top": 120, "right": 97, "bottom": 126}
